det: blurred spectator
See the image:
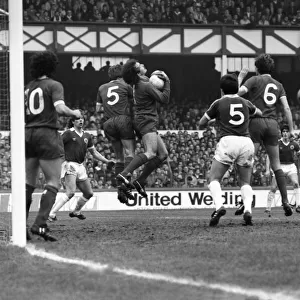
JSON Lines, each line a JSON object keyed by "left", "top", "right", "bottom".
{"left": 22, "top": 0, "right": 300, "bottom": 25}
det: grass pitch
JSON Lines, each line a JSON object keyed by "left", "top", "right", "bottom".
{"left": 1, "top": 208, "right": 300, "bottom": 300}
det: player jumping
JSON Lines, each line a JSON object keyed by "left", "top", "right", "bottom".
{"left": 236, "top": 54, "right": 294, "bottom": 217}
{"left": 200, "top": 74, "right": 262, "bottom": 226}
{"left": 48, "top": 115, "right": 114, "bottom": 221}
{"left": 96, "top": 64, "right": 136, "bottom": 204}
{"left": 265, "top": 125, "right": 300, "bottom": 215}
{"left": 25, "top": 51, "right": 82, "bottom": 241}
{"left": 116, "top": 59, "right": 170, "bottom": 198}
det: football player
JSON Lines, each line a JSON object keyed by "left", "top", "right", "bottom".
{"left": 116, "top": 59, "right": 170, "bottom": 198}
{"left": 96, "top": 64, "right": 136, "bottom": 204}
{"left": 237, "top": 54, "right": 294, "bottom": 217}
{"left": 265, "top": 125, "right": 300, "bottom": 215}
{"left": 48, "top": 115, "right": 114, "bottom": 221}
{"left": 199, "top": 74, "right": 262, "bottom": 226}
{"left": 25, "top": 51, "right": 82, "bottom": 241}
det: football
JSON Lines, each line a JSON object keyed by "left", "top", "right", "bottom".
{"left": 149, "top": 74, "right": 165, "bottom": 90}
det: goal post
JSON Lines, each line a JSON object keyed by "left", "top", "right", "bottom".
{"left": 9, "top": 0, "right": 26, "bottom": 246}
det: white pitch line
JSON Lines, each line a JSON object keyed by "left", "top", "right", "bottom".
{"left": 26, "top": 245, "right": 300, "bottom": 300}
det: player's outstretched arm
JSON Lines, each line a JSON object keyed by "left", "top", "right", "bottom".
{"left": 279, "top": 96, "right": 294, "bottom": 134}
{"left": 199, "top": 114, "right": 210, "bottom": 128}
{"left": 55, "top": 103, "right": 82, "bottom": 119}
{"left": 88, "top": 147, "right": 115, "bottom": 165}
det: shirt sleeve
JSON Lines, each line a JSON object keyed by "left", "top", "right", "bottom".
{"left": 205, "top": 100, "right": 219, "bottom": 120}
{"left": 146, "top": 81, "right": 170, "bottom": 104}
{"left": 96, "top": 87, "right": 103, "bottom": 104}
{"left": 51, "top": 81, "right": 65, "bottom": 106}
{"left": 294, "top": 142, "right": 300, "bottom": 152}
{"left": 243, "top": 76, "right": 257, "bottom": 92}
{"left": 278, "top": 83, "right": 287, "bottom": 99}
{"left": 61, "top": 130, "right": 70, "bottom": 144}
{"left": 245, "top": 99, "right": 257, "bottom": 115}
{"left": 87, "top": 134, "right": 94, "bottom": 148}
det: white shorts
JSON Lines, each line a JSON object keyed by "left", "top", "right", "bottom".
{"left": 61, "top": 161, "right": 88, "bottom": 182}
{"left": 215, "top": 135, "right": 254, "bottom": 167}
{"left": 281, "top": 163, "right": 298, "bottom": 177}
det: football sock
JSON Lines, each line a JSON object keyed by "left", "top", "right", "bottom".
{"left": 274, "top": 169, "right": 288, "bottom": 204}
{"left": 26, "top": 184, "right": 35, "bottom": 220}
{"left": 34, "top": 185, "right": 58, "bottom": 227}
{"left": 74, "top": 196, "right": 89, "bottom": 213}
{"left": 208, "top": 180, "right": 223, "bottom": 210}
{"left": 124, "top": 156, "right": 133, "bottom": 168}
{"left": 115, "top": 162, "right": 125, "bottom": 186}
{"left": 241, "top": 184, "right": 253, "bottom": 213}
{"left": 137, "top": 157, "right": 164, "bottom": 186}
{"left": 267, "top": 191, "right": 275, "bottom": 211}
{"left": 294, "top": 188, "right": 300, "bottom": 207}
{"left": 121, "top": 154, "right": 148, "bottom": 177}
{"left": 49, "top": 193, "right": 70, "bottom": 217}
{"left": 124, "top": 156, "right": 133, "bottom": 181}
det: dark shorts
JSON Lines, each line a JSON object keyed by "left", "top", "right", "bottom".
{"left": 134, "top": 115, "right": 158, "bottom": 139}
{"left": 25, "top": 127, "right": 64, "bottom": 160}
{"left": 103, "top": 115, "right": 135, "bottom": 142}
{"left": 249, "top": 118, "right": 279, "bottom": 146}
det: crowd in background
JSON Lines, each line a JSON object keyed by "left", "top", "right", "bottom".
{"left": 1, "top": 102, "right": 300, "bottom": 190}
{"left": 22, "top": 0, "right": 300, "bottom": 26}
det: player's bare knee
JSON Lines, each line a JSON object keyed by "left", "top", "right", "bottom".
{"left": 270, "top": 187, "right": 277, "bottom": 193}
{"left": 158, "top": 153, "right": 168, "bottom": 162}
{"left": 145, "top": 152, "right": 156, "bottom": 160}
{"left": 66, "top": 191, "right": 75, "bottom": 199}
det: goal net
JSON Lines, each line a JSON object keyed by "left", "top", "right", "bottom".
{"left": 0, "top": 10, "right": 11, "bottom": 243}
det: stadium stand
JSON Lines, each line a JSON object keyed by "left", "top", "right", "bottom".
{"left": 23, "top": 0, "right": 300, "bottom": 26}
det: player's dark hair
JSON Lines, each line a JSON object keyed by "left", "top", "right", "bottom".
{"left": 255, "top": 54, "right": 274, "bottom": 75}
{"left": 67, "top": 110, "right": 84, "bottom": 128}
{"left": 108, "top": 64, "right": 123, "bottom": 80}
{"left": 280, "top": 124, "right": 289, "bottom": 133}
{"left": 29, "top": 51, "right": 59, "bottom": 79}
{"left": 220, "top": 74, "right": 238, "bottom": 94}
{"left": 67, "top": 118, "right": 74, "bottom": 128}
{"left": 122, "top": 59, "right": 140, "bottom": 85}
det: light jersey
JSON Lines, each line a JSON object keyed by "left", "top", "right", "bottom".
{"left": 279, "top": 139, "right": 300, "bottom": 164}
{"left": 243, "top": 74, "right": 286, "bottom": 119}
{"left": 97, "top": 78, "right": 133, "bottom": 121}
{"left": 62, "top": 128, "right": 94, "bottom": 164}
{"left": 25, "top": 78, "right": 65, "bottom": 129}
{"left": 205, "top": 94, "right": 257, "bottom": 139}
{"left": 133, "top": 80, "right": 170, "bottom": 118}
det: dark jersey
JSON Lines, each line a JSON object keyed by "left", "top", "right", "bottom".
{"left": 243, "top": 74, "right": 286, "bottom": 119}
{"left": 62, "top": 128, "right": 93, "bottom": 164}
{"left": 279, "top": 139, "right": 300, "bottom": 164}
{"left": 25, "top": 78, "right": 64, "bottom": 129}
{"left": 134, "top": 80, "right": 170, "bottom": 118}
{"left": 205, "top": 95, "right": 257, "bottom": 139}
{"left": 97, "top": 78, "right": 133, "bottom": 121}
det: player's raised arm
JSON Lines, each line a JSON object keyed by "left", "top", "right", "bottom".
{"left": 146, "top": 78, "right": 170, "bottom": 104}
{"left": 279, "top": 96, "right": 294, "bottom": 134}
{"left": 238, "top": 72, "right": 255, "bottom": 96}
